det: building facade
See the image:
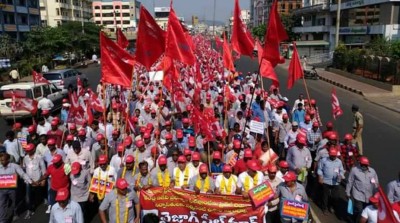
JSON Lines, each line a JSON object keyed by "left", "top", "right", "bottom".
{"left": 0, "top": 0, "right": 41, "bottom": 41}
{"left": 252, "top": 0, "right": 302, "bottom": 27}
{"left": 40, "top": 0, "right": 92, "bottom": 27}
{"left": 92, "top": 0, "right": 139, "bottom": 32}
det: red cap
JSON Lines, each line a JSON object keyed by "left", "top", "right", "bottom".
{"left": 136, "top": 139, "right": 144, "bottom": 148}
{"left": 282, "top": 114, "right": 289, "bottom": 120}
{"left": 98, "top": 155, "right": 108, "bottom": 164}
{"left": 66, "top": 134, "right": 74, "bottom": 141}
{"left": 53, "top": 117, "right": 60, "bottom": 123}
{"left": 62, "top": 98, "right": 68, "bottom": 103}
{"left": 182, "top": 118, "right": 190, "bottom": 124}
{"left": 268, "top": 165, "right": 278, "bottom": 173}
{"left": 42, "top": 110, "right": 49, "bottom": 115}
{"left": 186, "top": 105, "right": 193, "bottom": 111}
{"left": 188, "top": 138, "right": 196, "bottom": 147}
{"left": 158, "top": 156, "right": 167, "bottom": 165}
{"left": 310, "top": 99, "right": 316, "bottom": 105}
{"left": 151, "top": 146, "right": 159, "bottom": 155}
{"left": 326, "top": 121, "right": 333, "bottom": 128}
{"left": 312, "top": 122, "right": 319, "bottom": 127}
{"left": 305, "top": 115, "right": 311, "bottom": 121}
{"left": 125, "top": 155, "right": 134, "bottom": 163}
{"left": 124, "top": 137, "right": 132, "bottom": 145}
{"left": 78, "top": 129, "right": 86, "bottom": 136}
{"left": 244, "top": 149, "right": 253, "bottom": 158}
{"left": 359, "top": 156, "right": 370, "bottom": 165}
{"left": 344, "top": 133, "right": 353, "bottom": 141}
{"left": 13, "top": 122, "right": 22, "bottom": 129}
{"left": 96, "top": 133, "right": 104, "bottom": 141}
{"left": 233, "top": 140, "right": 241, "bottom": 149}
{"left": 132, "top": 116, "right": 138, "bottom": 123}
{"left": 143, "top": 132, "right": 151, "bottom": 139}
{"left": 296, "top": 135, "right": 307, "bottom": 145}
{"left": 112, "top": 129, "right": 120, "bottom": 135}
{"left": 52, "top": 154, "right": 62, "bottom": 164}
{"left": 117, "top": 145, "right": 124, "bottom": 152}
{"left": 25, "top": 143, "right": 35, "bottom": 152}
{"left": 183, "top": 148, "right": 191, "bottom": 156}
{"left": 151, "top": 109, "right": 156, "bottom": 114}
{"left": 47, "top": 138, "right": 56, "bottom": 145}
{"left": 176, "top": 130, "right": 184, "bottom": 139}
{"left": 69, "top": 123, "right": 76, "bottom": 130}
{"left": 329, "top": 148, "right": 338, "bottom": 156}
{"left": 177, "top": 155, "right": 186, "bottom": 163}
{"left": 165, "top": 133, "right": 173, "bottom": 140}
{"left": 279, "top": 160, "right": 289, "bottom": 168}
{"left": 247, "top": 160, "right": 260, "bottom": 171}
{"left": 238, "top": 95, "right": 244, "bottom": 100}
{"left": 192, "top": 152, "right": 200, "bottom": 161}
{"left": 154, "top": 129, "right": 160, "bottom": 135}
{"left": 223, "top": 165, "right": 232, "bottom": 172}
{"left": 55, "top": 188, "right": 69, "bottom": 201}
{"left": 71, "top": 162, "right": 81, "bottom": 175}
{"left": 212, "top": 151, "right": 221, "bottom": 160}
{"left": 308, "top": 110, "right": 316, "bottom": 115}
{"left": 116, "top": 178, "right": 129, "bottom": 190}
{"left": 199, "top": 163, "right": 208, "bottom": 174}
{"left": 369, "top": 193, "right": 380, "bottom": 204}
{"left": 217, "top": 143, "right": 224, "bottom": 151}
{"left": 146, "top": 123, "right": 154, "bottom": 131}
{"left": 283, "top": 171, "right": 297, "bottom": 182}
{"left": 328, "top": 133, "right": 338, "bottom": 140}
{"left": 165, "top": 121, "right": 172, "bottom": 126}
{"left": 28, "top": 125, "right": 36, "bottom": 133}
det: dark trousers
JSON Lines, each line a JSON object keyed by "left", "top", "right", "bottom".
{"left": 278, "top": 143, "right": 286, "bottom": 159}
{"left": 0, "top": 190, "right": 16, "bottom": 222}
{"left": 266, "top": 209, "right": 279, "bottom": 223}
{"left": 78, "top": 201, "right": 89, "bottom": 222}
{"left": 353, "top": 199, "right": 368, "bottom": 223}
{"left": 48, "top": 188, "right": 57, "bottom": 206}
{"left": 321, "top": 184, "right": 339, "bottom": 211}
{"left": 26, "top": 184, "right": 44, "bottom": 212}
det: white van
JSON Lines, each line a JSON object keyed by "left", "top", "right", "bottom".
{"left": 0, "top": 82, "right": 67, "bottom": 121}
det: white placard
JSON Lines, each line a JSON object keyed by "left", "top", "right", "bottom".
{"left": 149, "top": 70, "right": 164, "bottom": 81}
{"left": 250, "top": 120, "right": 265, "bottom": 135}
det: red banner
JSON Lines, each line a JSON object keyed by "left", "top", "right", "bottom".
{"left": 140, "top": 187, "right": 265, "bottom": 223}
{"left": 0, "top": 174, "right": 18, "bottom": 188}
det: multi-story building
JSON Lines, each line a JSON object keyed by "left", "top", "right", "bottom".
{"left": 0, "top": 0, "right": 41, "bottom": 41}
{"left": 229, "top": 9, "right": 251, "bottom": 32}
{"left": 40, "top": 0, "right": 92, "bottom": 27}
{"left": 252, "top": 0, "right": 302, "bottom": 27}
{"left": 154, "top": 7, "right": 184, "bottom": 30}
{"left": 92, "top": 0, "right": 139, "bottom": 32}
{"left": 192, "top": 15, "right": 199, "bottom": 26}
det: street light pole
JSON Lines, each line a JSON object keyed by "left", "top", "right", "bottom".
{"left": 213, "top": 0, "right": 216, "bottom": 36}
{"left": 335, "top": 0, "right": 341, "bottom": 48}
{"left": 81, "top": 0, "right": 84, "bottom": 34}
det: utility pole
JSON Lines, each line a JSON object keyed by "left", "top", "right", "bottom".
{"left": 213, "top": 0, "right": 216, "bottom": 36}
{"left": 335, "top": 0, "right": 341, "bottom": 48}
{"left": 81, "top": 0, "right": 84, "bottom": 34}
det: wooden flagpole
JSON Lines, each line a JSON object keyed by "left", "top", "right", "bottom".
{"left": 102, "top": 84, "right": 108, "bottom": 157}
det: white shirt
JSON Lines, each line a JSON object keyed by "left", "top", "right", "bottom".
{"left": 187, "top": 162, "right": 203, "bottom": 177}
{"left": 92, "top": 166, "right": 117, "bottom": 185}
{"left": 9, "top": 70, "right": 19, "bottom": 79}
{"left": 172, "top": 166, "right": 194, "bottom": 188}
{"left": 237, "top": 171, "right": 264, "bottom": 191}
{"left": 38, "top": 98, "right": 54, "bottom": 110}
{"left": 3, "top": 139, "right": 23, "bottom": 163}
{"left": 37, "top": 122, "right": 51, "bottom": 135}
{"left": 215, "top": 174, "right": 238, "bottom": 195}
{"left": 361, "top": 205, "right": 377, "bottom": 223}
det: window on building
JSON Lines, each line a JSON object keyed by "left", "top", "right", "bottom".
{"left": 102, "top": 5, "right": 113, "bottom": 10}
{"left": 114, "top": 5, "right": 120, "bottom": 9}
{"left": 114, "top": 13, "right": 120, "bottom": 16}
{"left": 123, "top": 20, "right": 130, "bottom": 24}
{"left": 18, "top": 13, "right": 27, "bottom": 24}
{"left": 94, "top": 6, "right": 100, "bottom": 9}
{"left": 116, "top": 20, "right": 121, "bottom": 24}
{"left": 18, "top": 0, "right": 26, "bottom": 6}
{"left": 102, "top": 13, "right": 113, "bottom": 17}
{"left": 28, "top": 0, "right": 37, "bottom": 8}
{"left": 121, "top": 5, "right": 129, "bottom": 9}
{"left": 289, "top": 4, "right": 293, "bottom": 10}
{"left": 3, "top": 13, "right": 15, "bottom": 24}
{"left": 95, "top": 13, "right": 100, "bottom": 17}
{"left": 317, "top": 18, "right": 325, "bottom": 25}
{"left": 7, "top": 0, "right": 12, "bottom": 4}
{"left": 56, "top": 8, "right": 60, "bottom": 15}
{"left": 103, "top": 20, "right": 113, "bottom": 25}
{"left": 122, "top": 13, "right": 129, "bottom": 17}
{"left": 297, "top": 4, "right": 301, "bottom": 8}
{"left": 30, "top": 15, "right": 39, "bottom": 25}
{"left": 95, "top": 21, "right": 101, "bottom": 24}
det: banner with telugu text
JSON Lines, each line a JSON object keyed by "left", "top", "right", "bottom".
{"left": 140, "top": 187, "right": 265, "bottom": 223}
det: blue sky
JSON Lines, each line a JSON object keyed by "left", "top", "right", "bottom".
{"left": 141, "top": 0, "right": 250, "bottom": 23}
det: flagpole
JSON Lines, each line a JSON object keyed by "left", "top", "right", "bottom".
{"left": 102, "top": 84, "right": 109, "bottom": 157}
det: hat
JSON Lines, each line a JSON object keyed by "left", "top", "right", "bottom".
{"left": 143, "top": 132, "right": 151, "bottom": 139}
{"left": 359, "top": 156, "right": 370, "bottom": 165}
{"left": 282, "top": 114, "right": 289, "bottom": 120}
{"left": 112, "top": 129, "right": 120, "bottom": 135}
{"left": 55, "top": 188, "right": 69, "bottom": 201}
{"left": 183, "top": 148, "right": 191, "bottom": 156}
{"left": 244, "top": 149, "right": 253, "bottom": 158}
{"left": 308, "top": 110, "right": 316, "bottom": 115}
{"left": 165, "top": 121, "right": 172, "bottom": 126}
{"left": 151, "top": 109, "right": 156, "bottom": 114}
{"left": 112, "top": 104, "right": 118, "bottom": 110}
{"left": 188, "top": 139, "right": 196, "bottom": 147}
{"left": 268, "top": 165, "right": 278, "bottom": 173}
{"left": 199, "top": 163, "right": 208, "bottom": 174}
{"left": 69, "top": 123, "right": 76, "bottom": 130}
{"left": 136, "top": 140, "right": 144, "bottom": 148}
{"left": 151, "top": 146, "right": 159, "bottom": 155}
{"left": 42, "top": 110, "right": 49, "bottom": 115}
{"left": 78, "top": 129, "right": 86, "bottom": 136}
{"left": 283, "top": 171, "right": 297, "bottom": 182}
{"left": 329, "top": 148, "right": 338, "bottom": 156}
{"left": 25, "top": 143, "right": 35, "bottom": 152}
{"left": 52, "top": 154, "right": 62, "bottom": 164}
{"left": 66, "top": 134, "right": 74, "bottom": 141}
{"left": 296, "top": 135, "right": 307, "bottom": 145}
{"left": 292, "top": 121, "right": 299, "bottom": 127}
{"left": 146, "top": 123, "right": 154, "bottom": 130}
{"left": 312, "top": 122, "right": 319, "bottom": 127}
{"left": 247, "top": 160, "right": 260, "bottom": 171}
{"left": 326, "top": 121, "right": 333, "bottom": 128}
{"left": 117, "top": 145, "right": 124, "bottom": 152}
{"left": 279, "top": 160, "right": 289, "bottom": 168}
{"left": 154, "top": 129, "right": 160, "bottom": 135}
{"left": 305, "top": 115, "right": 311, "bottom": 121}
{"left": 62, "top": 98, "right": 69, "bottom": 103}
{"left": 28, "top": 125, "right": 36, "bottom": 133}
{"left": 96, "top": 134, "right": 104, "bottom": 141}
{"left": 177, "top": 155, "right": 186, "bottom": 163}
{"left": 125, "top": 155, "right": 134, "bottom": 163}
{"left": 310, "top": 99, "right": 316, "bottom": 105}
{"left": 176, "top": 130, "right": 184, "bottom": 139}
{"left": 233, "top": 140, "right": 241, "bottom": 149}
{"left": 344, "top": 133, "right": 353, "bottom": 141}
{"left": 369, "top": 193, "right": 380, "bottom": 204}
{"left": 223, "top": 165, "right": 232, "bottom": 173}
{"left": 212, "top": 151, "right": 221, "bottom": 160}
{"left": 352, "top": 104, "right": 359, "bottom": 110}
{"left": 71, "top": 162, "right": 81, "bottom": 175}
{"left": 116, "top": 178, "right": 129, "bottom": 190}
{"left": 124, "top": 137, "right": 132, "bottom": 145}
{"left": 47, "top": 138, "right": 56, "bottom": 145}
{"left": 182, "top": 118, "right": 190, "bottom": 124}
{"left": 165, "top": 133, "right": 173, "bottom": 140}
{"left": 158, "top": 156, "right": 167, "bottom": 165}
{"left": 186, "top": 105, "right": 193, "bottom": 111}
{"left": 13, "top": 122, "right": 22, "bottom": 129}
{"left": 192, "top": 152, "right": 200, "bottom": 161}
{"left": 98, "top": 155, "right": 108, "bottom": 165}
{"left": 328, "top": 133, "right": 338, "bottom": 140}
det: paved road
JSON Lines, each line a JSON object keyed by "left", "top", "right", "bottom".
{"left": 7, "top": 58, "right": 400, "bottom": 222}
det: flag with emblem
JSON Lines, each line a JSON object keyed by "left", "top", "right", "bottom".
{"left": 331, "top": 87, "right": 343, "bottom": 119}
{"left": 32, "top": 71, "right": 50, "bottom": 84}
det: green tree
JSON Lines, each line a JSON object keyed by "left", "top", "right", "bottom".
{"left": 252, "top": 24, "right": 266, "bottom": 41}
{"left": 391, "top": 39, "right": 400, "bottom": 59}
{"left": 366, "top": 37, "right": 391, "bottom": 56}
{"left": 281, "top": 14, "right": 301, "bottom": 41}
{"left": 0, "top": 34, "right": 23, "bottom": 61}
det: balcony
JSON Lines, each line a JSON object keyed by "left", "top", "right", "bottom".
{"left": 293, "top": 25, "right": 330, "bottom": 33}
{"left": 293, "top": 3, "right": 329, "bottom": 15}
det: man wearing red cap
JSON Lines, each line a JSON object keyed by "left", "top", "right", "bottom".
{"left": 107, "top": 103, "right": 121, "bottom": 130}
{"left": 132, "top": 161, "right": 153, "bottom": 191}
{"left": 286, "top": 134, "right": 312, "bottom": 185}
{"left": 172, "top": 155, "right": 194, "bottom": 189}
{"left": 160, "top": 121, "right": 176, "bottom": 141}
{"left": 225, "top": 139, "right": 244, "bottom": 168}
{"left": 37, "top": 154, "right": 69, "bottom": 213}
{"left": 233, "top": 148, "right": 254, "bottom": 175}
{"left": 107, "top": 129, "right": 121, "bottom": 157}
{"left": 175, "top": 130, "right": 188, "bottom": 151}
{"left": 133, "top": 139, "right": 150, "bottom": 164}
{"left": 99, "top": 178, "right": 140, "bottom": 223}
{"left": 151, "top": 155, "right": 172, "bottom": 188}
{"left": 187, "top": 152, "right": 203, "bottom": 177}
{"left": 66, "top": 141, "right": 92, "bottom": 172}
{"left": 23, "top": 143, "right": 46, "bottom": 219}
{"left": 63, "top": 134, "right": 74, "bottom": 155}
{"left": 237, "top": 160, "right": 263, "bottom": 197}
{"left": 110, "top": 145, "right": 127, "bottom": 173}
{"left": 90, "top": 155, "right": 117, "bottom": 201}
{"left": 189, "top": 163, "right": 214, "bottom": 194}
{"left": 117, "top": 155, "right": 136, "bottom": 187}
{"left": 276, "top": 160, "right": 289, "bottom": 182}
{"left": 210, "top": 151, "right": 225, "bottom": 173}
{"left": 313, "top": 132, "right": 341, "bottom": 174}
{"left": 273, "top": 113, "right": 291, "bottom": 158}
{"left": 306, "top": 121, "right": 322, "bottom": 158}
{"left": 43, "top": 138, "right": 66, "bottom": 167}
{"left": 340, "top": 133, "right": 360, "bottom": 172}
{"left": 49, "top": 188, "right": 83, "bottom": 223}
{"left": 163, "top": 133, "right": 179, "bottom": 158}
{"left": 182, "top": 117, "right": 195, "bottom": 137}
{"left": 36, "top": 117, "right": 51, "bottom": 136}
{"left": 264, "top": 165, "right": 282, "bottom": 223}
{"left": 26, "top": 125, "right": 40, "bottom": 146}
{"left": 145, "top": 146, "right": 160, "bottom": 171}
{"left": 346, "top": 156, "right": 379, "bottom": 222}
{"left": 317, "top": 148, "right": 345, "bottom": 215}
{"left": 215, "top": 164, "right": 238, "bottom": 195}
{"left": 70, "top": 162, "right": 91, "bottom": 221}
{"left": 77, "top": 129, "right": 92, "bottom": 152}
{"left": 91, "top": 134, "right": 111, "bottom": 168}
{"left": 47, "top": 120, "right": 64, "bottom": 148}
{"left": 359, "top": 192, "right": 380, "bottom": 223}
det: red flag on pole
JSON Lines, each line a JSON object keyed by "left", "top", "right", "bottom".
{"left": 331, "top": 87, "right": 343, "bottom": 119}
{"left": 15, "top": 98, "right": 38, "bottom": 114}
{"left": 100, "top": 32, "right": 135, "bottom": 87}
{"left": 377, "top": 186, "right": 399, "bottom": 223}
{"left": 256, "top": 41, "right": 279, "bottom": 86}
{"left": 116, "top": 28, "right": 129, "bottom": 49}
{"left": 135, "top": 5, "right": 166, "bottom": 70}
{"left": 32, "top": 71, "right": 50, "bottom": 84}
{"left": 263, "top": 0, "right": 288, "bottom": 67}
{"left": 231, "top": 0, "right": 254, "bottom": 57}
{"left": 287, "top": 43, "right": 303, "bottom": 89}
{"left": 11, "top": 91, "right": 16, "bottom": 112}
{"left": 215, "top": 36, "right": 223, "bottom": 49}
{"left": 166, "top": 7, "right": 195, "bottom": 66}
{"left": 223, "top": 33, "right": 235, "bottom": 72}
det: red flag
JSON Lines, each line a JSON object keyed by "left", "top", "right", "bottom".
{"left": 256, "top": 41, "right": 279, "bottom": 86}
{"left": 215, "top": 36, "right": 223, "bottom": 49}
{"left": 231, "top": 0, "right": 254, "bottom": 57}
{"left": 223, "top": 33, "right": 235, "bottom": 72}
{"left": 88, "top": 90, "right": 104, "bottom": 112}
{"left": 263, "top": 0, "right": 288, "bottom": 67}
{"left": 32, "top": 71, "right": 50, "bottom": 84}
{"left": 287, "top": 43, "right": 303, "bottom": 89}
{"left": 100, "top": 32, "right": 135, "bottom": 87}
{"left": 86, "top": 103, "right": 94, "bottom": 125}
{"left": 15, "top": 98, "right": 38, "bottom": 114}
{"left": 11, "top": 91, "right": 16, "bottom": 112}
{"left": 135, "top": 5, "right": 166, "bottom": 70}
{"left": 377, "top": 186, "right": 399, "bottom": 223}
{"left": 68, "top": 91, "right": 80, "bottom": 111}
{"left": 331, "top": 87, "right": 343, "bottom": 119}
{"left": 166, "top": 8, "right": 195, "bottom": 65}
{"left": 76, "top": 77, "right": 84, "bottom": 97}
{"left": 116, "top": 28, "right": 129, "bottom": 49}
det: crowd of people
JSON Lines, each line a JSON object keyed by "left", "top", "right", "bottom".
{"left": 1, "top": 37, "right": 399, "bottom": 223}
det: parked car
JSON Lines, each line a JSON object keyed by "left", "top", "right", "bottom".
{"left": 0, "top": 82, "right": 67, "bottom": 121}
{"left": 43, "top": 68, "right": 87, "bottom": 90}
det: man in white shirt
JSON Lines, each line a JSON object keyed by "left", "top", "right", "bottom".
{"left": 4, "top": 130, "right": 24, "bottom": 164}
{"left": 171, "top": 155, "right": 194, "bottom": 189}
{"left": 237, "top": 160, "right": 263, "bottom": 197}
{"left": 360, "top": 194, "right": 379, "bottom": 223}
{"left": 38, "top": 95, "right": 54, "bottom": 111}
{"left": 36, "top": 117, "right": 51, "bottom": 136}
{"left": 215, "top": 165, "right": 238, "bottom": 195}
{"left": 9, "top": 69, "right": 19, "bottom": 83}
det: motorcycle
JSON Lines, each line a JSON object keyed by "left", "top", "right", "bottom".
{"left": 304, "top": 67, "right": 318, "bottom": 80}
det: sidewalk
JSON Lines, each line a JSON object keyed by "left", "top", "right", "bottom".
{"left": 277, "top": 61, "right": 400, "bottom": 113}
